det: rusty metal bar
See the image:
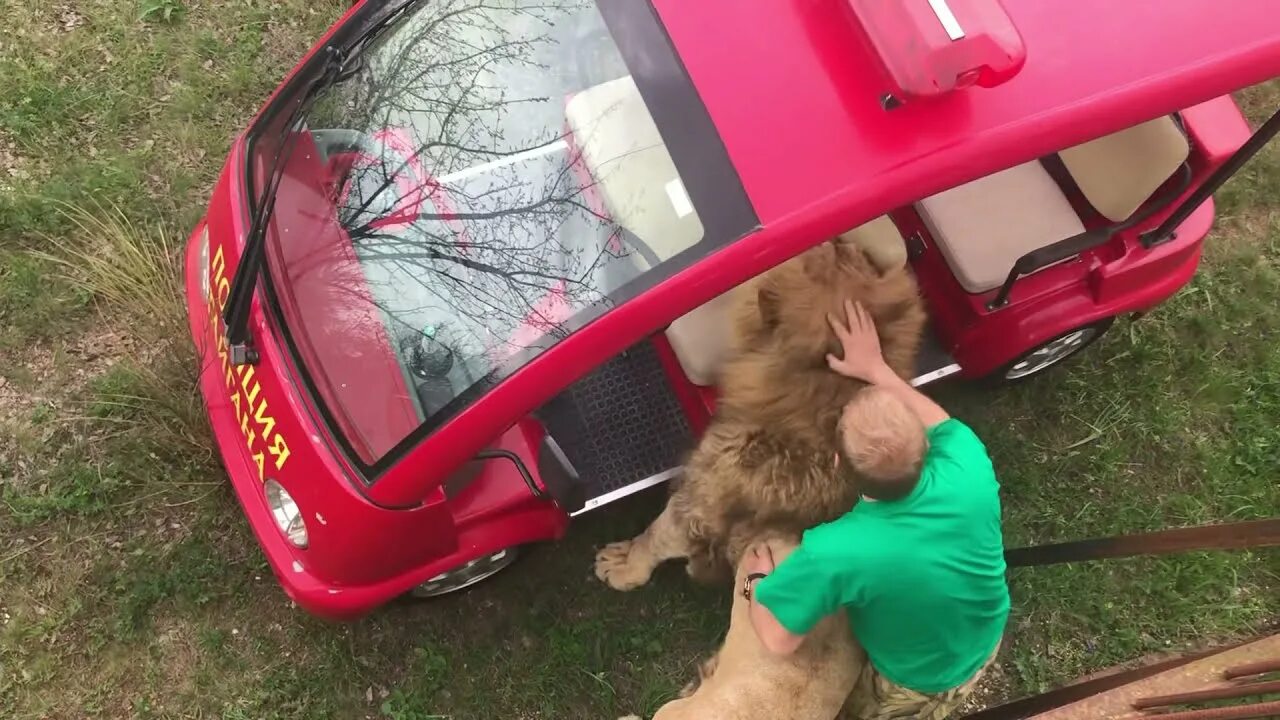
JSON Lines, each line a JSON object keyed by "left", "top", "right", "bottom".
{"left": 1133, "top": 679, "right": 1280, "bottom": 709}
{"left": 1139, "top": 700, "right": 1280, "bottom": 720}
{"left": 1004, "top": 518, "right": 1280, "bottom": 567}
{"left": 956, "top": 642, "right": 1242, "bottom": 720}
{"left": 1224, "top": 658, "right": 1280, "bottom": 680}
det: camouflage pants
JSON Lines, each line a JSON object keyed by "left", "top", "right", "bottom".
{"left": 844, "top": 644, "right": 1000, "bottom": 720}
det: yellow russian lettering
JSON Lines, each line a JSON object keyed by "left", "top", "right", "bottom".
{"left": 211, "top": 244, "right": 226, "bottom": 283}
{"left": 253, "top": 400, "right": 276, "bottom": 442}
{"left": 216, "top": 276, "right": 230, "bottom": 309}
{"left": 267, "top": 433, "right": 291, "bottom": 470}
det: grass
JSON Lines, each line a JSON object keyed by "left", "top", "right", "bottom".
{"left": 0, "top": 254, "right": 89, "bottom": 351}
{"left": 0, "top": 2, "right": 1276, "bottom": 717}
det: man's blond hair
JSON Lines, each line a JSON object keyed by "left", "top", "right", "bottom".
{"left": 839, "top": 387, "right": 928, "bottom": 500}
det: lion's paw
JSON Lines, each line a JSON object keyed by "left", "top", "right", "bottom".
{"left": 594, "top": 540, "right": 654, "bottom": 591}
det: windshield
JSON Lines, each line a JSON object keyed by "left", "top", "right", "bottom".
{"left": 252, "top": 0, "right": 754, "bottom": 472}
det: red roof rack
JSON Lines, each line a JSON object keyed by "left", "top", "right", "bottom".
{"left": 845, "top": 0, "right": 1027, "bottom": 109}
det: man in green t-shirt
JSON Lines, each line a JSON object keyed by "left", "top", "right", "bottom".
{"left": 744, "top": 301, "right": 1010, "bottom": 720}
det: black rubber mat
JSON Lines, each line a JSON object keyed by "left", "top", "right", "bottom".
{"left": 537, "top": 339, "right": 693, "bottom": 503}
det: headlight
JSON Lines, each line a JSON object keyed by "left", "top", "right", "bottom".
{"left": 196, "top": 226, "right": 211, "bottom": 301}
{"left": 264, "top": 479, "right": 308, "bottom": 548}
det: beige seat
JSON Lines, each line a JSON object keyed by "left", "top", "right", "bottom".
{"left": 838, "top": 214, "right": 908, "bottom": 274}
{"left": 666, "top": 217, "right": 907, "bottom": 386}
{"left": 1059, "top": 116, "right": 1190, "bottom": 222}
{"left": 564, "top": 76, "right": 704, "bottom": 261}
{"left": 916, "top": 161, "right": 1086, "bottom": 294}
{"left": 916, "top": 117, "right": 1189, "bottom": 295}
{"left": 665, "top": 289, "right": 738, "bottom": 386}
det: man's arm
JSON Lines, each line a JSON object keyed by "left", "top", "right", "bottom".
{"left": 827, "top": 300, "right": 949, "bottom": 428}
{"left": 829, "top": 301, "right": 998, "bottom": 486}
{"left": 742, "top": 544, "right": 809, "bottom": 655}
{"left": 750, "top": 596, "right": 807, "bottom": 655}
{"left": 743, "top": 543, "right": 844, "bottom": 657}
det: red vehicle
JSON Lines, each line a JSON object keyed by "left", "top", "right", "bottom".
{"left": 184, "top": 0, "right": 1280, "bottom": 618}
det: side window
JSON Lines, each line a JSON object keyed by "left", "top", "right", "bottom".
{"left": 565, "top": 76, "right": 706, "bottom": 268}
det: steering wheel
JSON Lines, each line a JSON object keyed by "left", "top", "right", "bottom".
{"left": 615, "top": 226, "right": 664, "bottom": 270}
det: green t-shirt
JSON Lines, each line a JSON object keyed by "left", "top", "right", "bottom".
{"left": 755, "top": 418, "right": 1009, "bottom": 693}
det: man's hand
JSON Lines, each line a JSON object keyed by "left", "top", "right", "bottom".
{"left": 827, "top": 300, "right": 896, "bottom": 385}
{"left": 829, "top": 300, "right": 952, "bottom": 427}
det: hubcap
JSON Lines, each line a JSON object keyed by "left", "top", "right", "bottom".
{"left": 1005, "top": 328, "right": 1097, "bottom": 380}
{"left": 409, "top": 549, "right": 517, "bottom": 598}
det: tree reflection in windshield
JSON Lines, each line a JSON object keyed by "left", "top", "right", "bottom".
{"left": 321, "top": 0, "right": 632, "bottom": 344}
{"left": 267, "top": 0, "right": 705, "bottom": 460}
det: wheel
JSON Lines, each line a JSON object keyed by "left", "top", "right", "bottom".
{"left": 996, "top": 318, "right": 1114, "bottom": 382}
{"left": 407, "top": 547, "right": 520, "bottom": 599}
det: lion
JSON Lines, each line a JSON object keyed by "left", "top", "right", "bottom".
{"left": 594, "top": 233, "right": 926, "bottom": 590}
{"left": 621, "top": 535, "right": 864, "bottom": 720}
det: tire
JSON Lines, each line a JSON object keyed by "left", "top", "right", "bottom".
{"left": 995, "top": 317, "right": 1114, "bottom": 383}
{"left": 406, "top": 547, "right": 520, "bottom": 599}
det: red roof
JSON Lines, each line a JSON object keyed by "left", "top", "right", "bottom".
{"left": 653, "top": 0, "right": 1280, "bottom": 226}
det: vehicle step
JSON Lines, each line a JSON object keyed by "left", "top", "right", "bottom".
{"left": 912, "top": 325, "right": 960, "bottom": 387}
{"left": 536, "top": 338, "right": 693, "bottom": 513}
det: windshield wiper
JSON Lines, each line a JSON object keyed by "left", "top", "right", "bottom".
{"left": 220, "top": 0, "right": 417, "bottom": 365}
{"left": 221, "top": 45, "right": 348, "bottom": 365}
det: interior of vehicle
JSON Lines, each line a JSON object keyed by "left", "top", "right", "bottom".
{"left": 545, "top": 76, "right": 1199, "bottom": 515}
{"left": 918, "top": 116, "right": 1191, "bottom": 295}
{"left": 564, "top": 75, "right": 706, "bottom": 267}
{"left": 658, "top": 115, "right": 1192, "bottom": 387}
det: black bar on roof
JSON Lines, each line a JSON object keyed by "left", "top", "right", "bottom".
{"left": 1143, "top": 104, "right": 1280, "bottom": 247}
